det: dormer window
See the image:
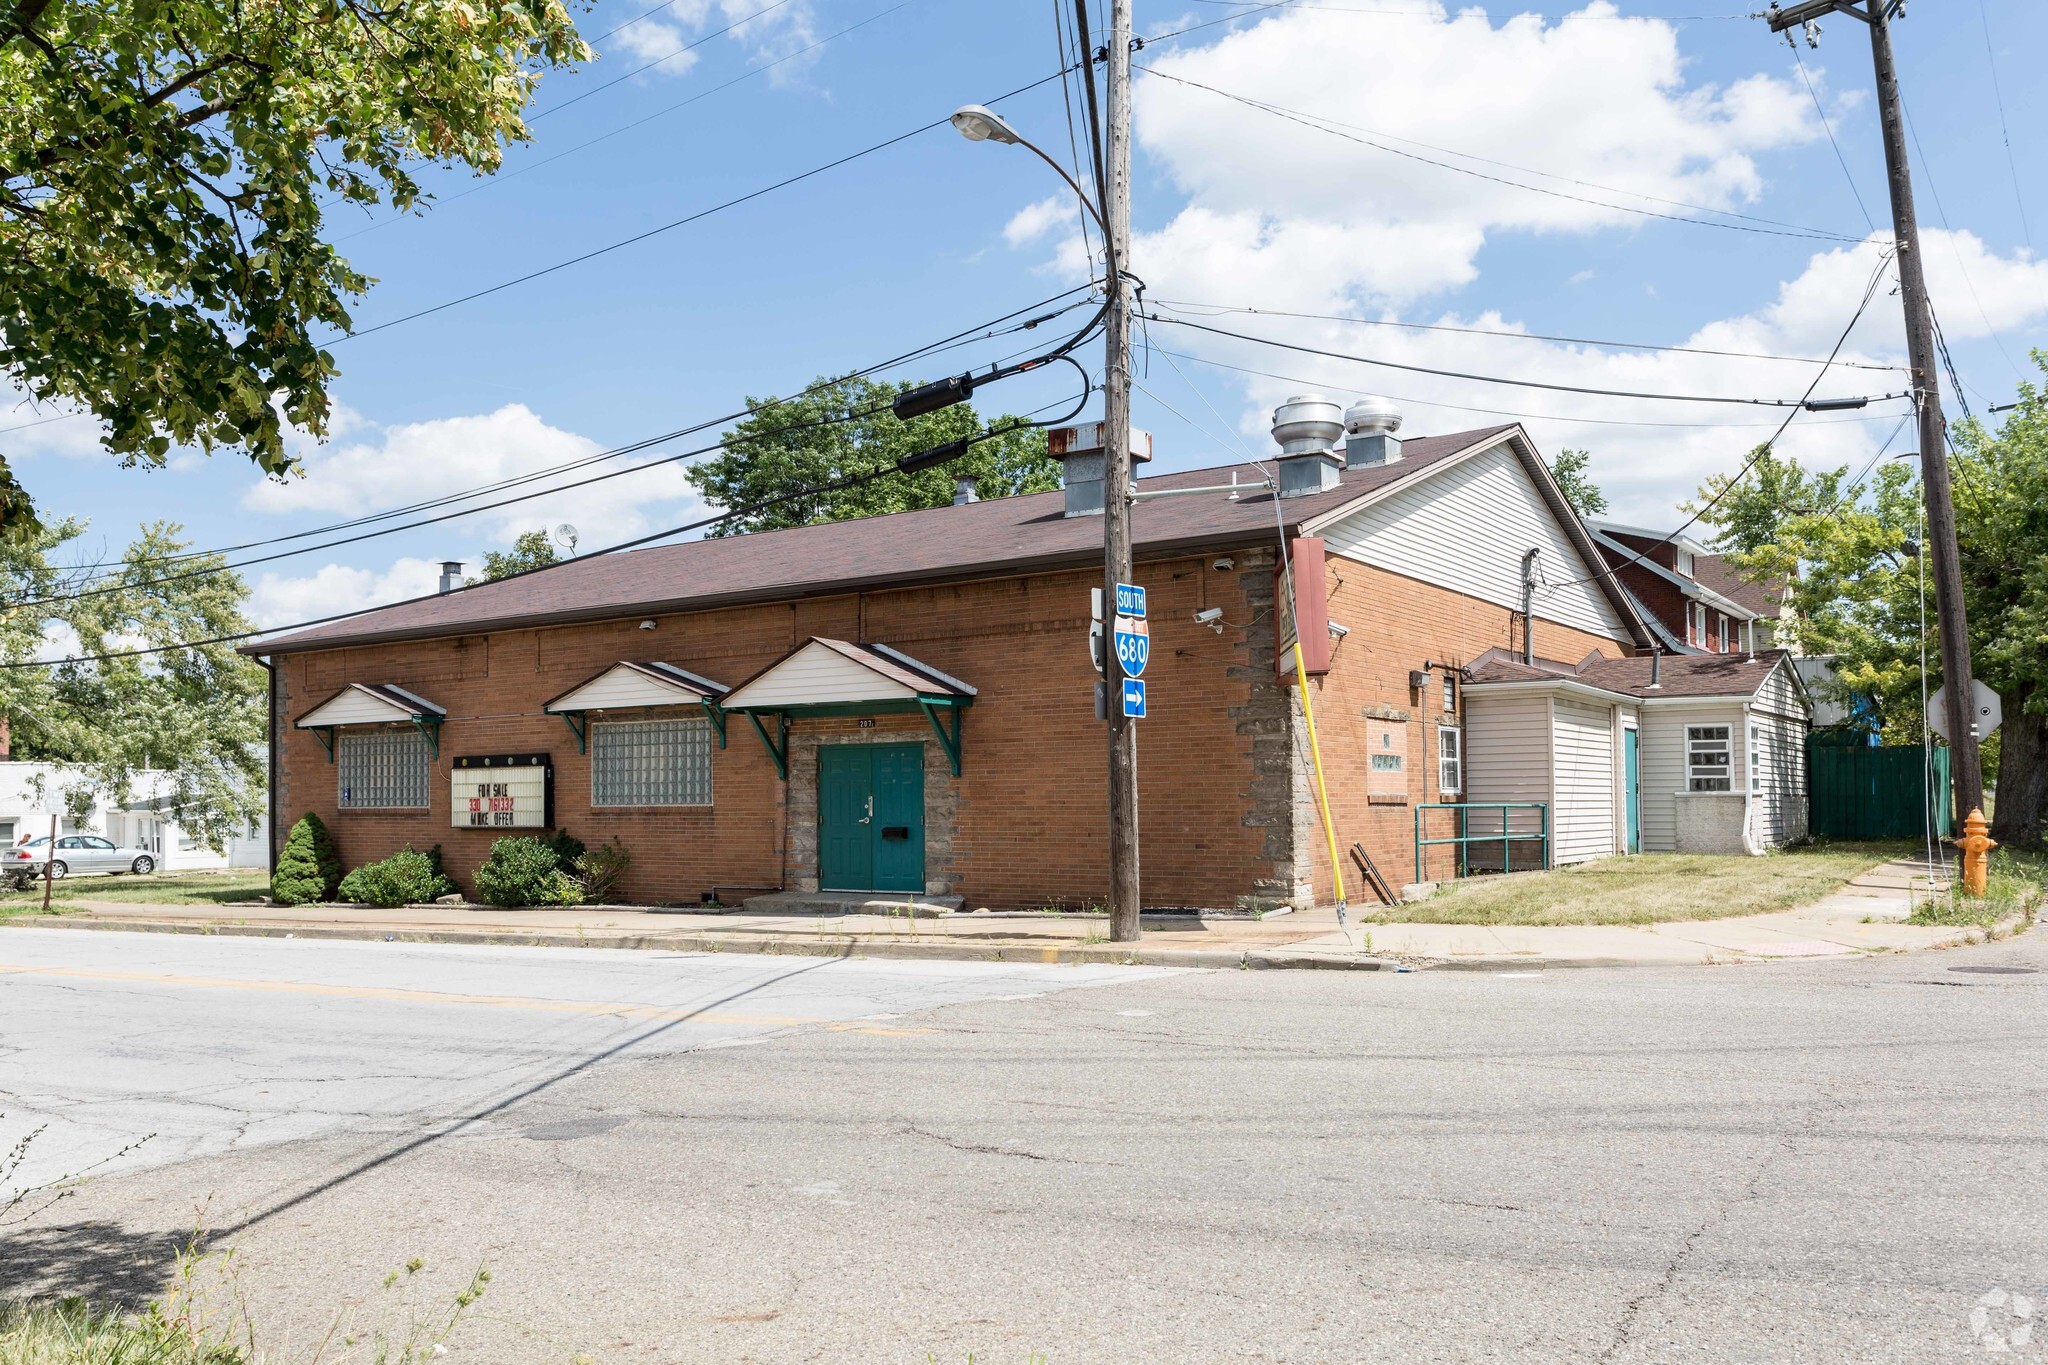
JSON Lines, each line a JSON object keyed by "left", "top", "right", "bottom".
{"left": 1676, "top": 548, "right": 1695, "bottom": 576}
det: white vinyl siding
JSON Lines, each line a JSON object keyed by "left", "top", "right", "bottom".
{"left": 338, "top": 730, "right": 431, "bottom": 810}
{"left": 1747, "top": 709, "right": 1809, "bottom": 847}
{"left": 591, "top": 718, "right": 713, "bottom": 807}
{"left": 1317, "top": 443, "right": 1629, "bottom": 641}
{"left": 299, "top": 685, "right": 438, "bottom": 729}
{"left": 550, "top": 664, "right": 713, "bottom": 712}
{"left": 721, "top": 641, "right": 920, "bottom": 709}
{"left": 1462, "top": 692, "right": 1552, "bottom": 874}
{"left": 1551, "top": 698, "right": 1616, "bottom": 865}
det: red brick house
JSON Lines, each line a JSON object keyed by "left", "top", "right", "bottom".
{"left": 252, "top": 400, "right": 1788, "bottom": 911}
{"left": 1585, "top": 519, "right": 1789, "bottom": 655}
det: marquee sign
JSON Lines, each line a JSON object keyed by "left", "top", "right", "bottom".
{"left": 451, "top": 754, "right": 553, "bottom": 831}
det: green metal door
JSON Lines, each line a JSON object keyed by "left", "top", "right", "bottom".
{"left": 1624, "top": 728, "right": 1641, "bottom": 854}
{"left": 817, "top": 744, "right": 925, "bottom": 893}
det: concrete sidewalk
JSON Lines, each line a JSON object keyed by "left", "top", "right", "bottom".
{"left": 1, "top": 857, "right": 2023, "bottom": 970}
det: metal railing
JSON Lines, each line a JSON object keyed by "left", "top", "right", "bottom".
{"left": 1415, "top": 803, "right": 1550, "bottom": 883}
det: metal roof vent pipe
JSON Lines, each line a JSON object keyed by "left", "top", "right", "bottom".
{"left": 1345, "top": 395, "right": 1403, "bottom": 466}
{"left": 953, "top": 474, "right": 979, "bottom": 505}
{"left": 1271, "top": 394, "right": 1345, "bottom": 497}
{"left": 1049, "top": 422, "right": 1153, "bottom": 517}
{"left": 1648, "top": 647, "right": 1664, "bottom": 689}
{"left": 438, "top": 561, "right": 464, "bottom": 594}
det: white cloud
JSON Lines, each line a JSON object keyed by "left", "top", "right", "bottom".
{"left": 1125, "top": 1, "right": 1825, "bottom": 307}
{"left": 1004, "top": 196, "right": 1076, "bottom": 248}
{"left": 597, "top": 0, "right": 819, "bottom": 84}
{"left": 611, "top": 20, "right": 705, "bottom": 77}
{"left": 248, "top": 557, "right": 445, "bottom": 631}
{"left": 239, "top": 403, "right": 707, "bottom": 548}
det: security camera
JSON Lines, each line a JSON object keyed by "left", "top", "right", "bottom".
{"left": 1194, "top": 607, "right": 1223, "bottom": 624}
{"left": 1212, "top": 557, "right": 1234, "bottom": 571}
{"left": 1326, "top": 621, "right": 1350, "bottom": 639}
{"left": 639, "top": 620, "right": 657, "bottom": 631}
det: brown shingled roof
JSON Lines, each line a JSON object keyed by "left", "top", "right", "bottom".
{"left": 1692, "top": 553, "right": 1786, "bottom": 617}
{"left": 250, "top": 425, "right": 1529, "bottom": 656}
{"left": 1465, "top": 649, "right": 1795, "bottom": 700}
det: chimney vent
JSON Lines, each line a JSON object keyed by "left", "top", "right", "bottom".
{"left": 1270, "top": 394, "right": 1345, "bottom": 497}
{"left": 438, "top": 561, "right": 464, "bottom": 594}
{"left": 1345, "top": 395, "right": 1403, "bottom": 466}
{"left": 1048, "top": 422, "right": 1153, "bottom": 517}
{"left": 953, "top": 475, "right": 979, "bottom": 505}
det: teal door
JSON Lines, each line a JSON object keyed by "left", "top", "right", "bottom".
{"left": 818, "top": 744, "right": 925, "bottom": 893}
{"left": 1624, "top": 727, "right": 1642, "bottom": 854}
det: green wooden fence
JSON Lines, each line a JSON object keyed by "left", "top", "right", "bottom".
{"left": 1807, "top": 741, "right": 1952, "bottom": 841}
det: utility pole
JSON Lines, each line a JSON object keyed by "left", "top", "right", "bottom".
{"left": 1762, "top": 0, "right": 1983, "bottom": 818}
{"left": 1102, "top": 0, "right": 1141, "bottom": 941}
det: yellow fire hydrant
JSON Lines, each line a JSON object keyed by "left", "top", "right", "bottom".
{"left": 1955, "top": 807, "right": 1998, "bottom": 897}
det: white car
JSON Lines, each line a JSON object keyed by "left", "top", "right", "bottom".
{"left": 3, "top": 834, "right": 159, "bottom": 882}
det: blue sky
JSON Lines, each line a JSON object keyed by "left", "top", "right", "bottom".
{"left": 8, "top": 0, "right": 2045, "bottom": 630}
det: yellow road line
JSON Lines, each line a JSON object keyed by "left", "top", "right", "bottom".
{"left": 0, "top": 961, "right": 826, "bottom": 1025}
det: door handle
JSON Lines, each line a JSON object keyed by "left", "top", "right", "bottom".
{"left": 859, "top": 795, "right": 873, "bottom": 825}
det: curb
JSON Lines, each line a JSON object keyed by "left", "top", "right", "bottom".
{"left": 0, "top": 914, "right": 1399, "bottom": 972}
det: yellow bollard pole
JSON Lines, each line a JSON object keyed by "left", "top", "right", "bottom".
{"left": 1292, "top": 640, "right": 1349, "bottom": 928}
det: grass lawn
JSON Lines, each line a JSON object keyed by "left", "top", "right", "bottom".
{"left": 1909, "top": 846, "right": 2048, "bottom": 928}
{"left": 1371, "top": 842, "right": 1914, "bottom": 927}
{"left": 0, "top": 868, "right": 268, "bottom": 915}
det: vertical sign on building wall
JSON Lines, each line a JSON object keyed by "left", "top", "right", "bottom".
{"left": 1276, "top": 538, "right": 1331, "bottom": 679}
{"left": 451, "top": 754, "right": 553, "bottom": 830}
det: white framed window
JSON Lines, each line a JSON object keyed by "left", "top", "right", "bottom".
{"left": 1719, "top": 615, "right": 1731, "bottom": 652}
{"left": 591, "top": 717, "right": 712, "bottom": 807}
{"left": 1689, "top": 602, "right": 1706, "bottom": 644}
{"left": 338, "top": 729, "right": 431, "bottom": 809}
{"left": 1438, "top": 725, "right": 1463, "bottom": 796}
{"left": 1676, "top": 548, "right": 1695, "bottom": 576}
{"left": 1442, "top": 671, "right": 1458, "bottom": 714}
{"left": 1687, "top": 725, "right": 1732, "bottom": 792}
{"left": 1749, "top": 723, "right": 1762, "bottom": 793}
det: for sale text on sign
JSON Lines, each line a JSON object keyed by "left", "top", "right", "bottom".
{"left": 450, "top": 754, "right": 551, "bottom": 830}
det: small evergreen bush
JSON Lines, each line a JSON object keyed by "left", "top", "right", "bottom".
{"left": 544, "top": 828, "right": 586, "bottom": 870}
{"left": 338, "top": 846, "right": 460, "bottom": 908}
{"left": 574, "top": 837, "right": 632, "bottom": 903}
{"left": 271, "top": 813, "right": 342, "bottom": 905}
{"left": 473, "top": 836, "right": 583, "bottom": 908}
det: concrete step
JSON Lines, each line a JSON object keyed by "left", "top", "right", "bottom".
{"left": 739, "top": 890, "right": 965, "bottom": 918}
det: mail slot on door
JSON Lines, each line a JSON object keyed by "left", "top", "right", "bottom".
{"left": 880, "top": 826, "right": 911, "bottom": 840}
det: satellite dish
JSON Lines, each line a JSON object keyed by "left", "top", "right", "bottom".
{"left": 553, "top": 523, "right": 579, "bottom": 555}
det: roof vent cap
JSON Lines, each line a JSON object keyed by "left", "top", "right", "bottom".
{"left": 1345, "top": 395, "right": 1404, "bottom": 466}
{"left": 1271, "top": 394, "right": 1344, "bottom": 458}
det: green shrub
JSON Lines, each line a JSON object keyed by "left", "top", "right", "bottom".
{"left": 271, "top": 813, "right": 342, "bottom": 905}
{"left": 544, "top": 828, "right": 586, "bottom": 870}
{"left": 473, "top": 836, "right": 583, "bottom": 908}
{"left": 338, "top": 846, "right": 461, "bottom": 908}
{"left": 574, "top": 837, "right": 632, "bottom": 903}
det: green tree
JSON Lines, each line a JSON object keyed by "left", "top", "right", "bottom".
{"left": 686, "top": 377, "right": 1061, "bottom": 537}
{"left": 272, "top": 812, "right": 342, "bottom": 905}
{"left": 1548, "top": 448, "right": 1609, "bottom": 517}
{"left": 2, "top": 521, "right": 267, "bottom": 847}
{"left": 1688, "top": 361, "right": 2048, "bottom": 848}
{"left": 473, "top": 529, "right": 559, "bottom": 582}
{"left": 0, "top": 0, "right": 589, "bottom": 536}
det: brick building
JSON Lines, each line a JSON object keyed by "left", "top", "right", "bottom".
{"left": 1585, "top": 518, "right": 1790, "bottom": 655}
{"left": 252, "top": 398, "right": 1799, "bottom": 910}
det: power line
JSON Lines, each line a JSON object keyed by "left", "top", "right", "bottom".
{"left": 335, "top": 3, "right": 911, "bottom": 243}
{"left": 1148, "top": 344, "right": 1905, "bottom": 430}
{"left": 1791, "top": 46, "right": 1875, "bottom": 233}
{"left": 1148, "top": 297, "right": 1906, "bottom": 370}
{"left": 1542, "top": 247, "right": 1897, "bottom": 592}
{"left": 1135, "top": 65, "right": 1868, "bottom": 243}
{"left": 332, "top": 67, "right": 1074, "bottom": 344}
{"left": 1144, "top": 312, "right": 1909, "bottom": 407}
{"left": 12, "top": 388, "right": 1092, "bottom": 673}
{"left": 528, "top": 0, "right": 800, "bottom": 121}
{"left": 51, "top": 286, "right": 1099, "bottom": 579}
{"left": 37, "top": 292, "right": 1106, "bottom": 601}
{"left": 1900, "top": 101, "right": 2030, "bottom": 383}
{"left": 1976, "top": 0, "right": 2039, "bottom": 289}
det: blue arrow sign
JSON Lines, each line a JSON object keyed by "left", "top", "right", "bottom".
{"left": 1112, "top": 615, "right": 1149, "bottom": 677}
{"left": 1121, "top": 678, "right": 1147, "bottom": 718}
{"left": 1114, "top": 582, "right": 1147, "bottom": 618}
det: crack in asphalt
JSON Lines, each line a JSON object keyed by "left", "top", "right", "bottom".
{"left": 900, "top": 1124, "right": 1077, "bottom": 1164}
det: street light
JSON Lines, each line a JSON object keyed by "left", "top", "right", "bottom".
{"left": 950, "top": 104, "right": 1112, "bottom": 249}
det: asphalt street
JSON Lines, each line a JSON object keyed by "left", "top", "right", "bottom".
{"left": 4, "top": 925, "right": 2046, "bottom": 1362}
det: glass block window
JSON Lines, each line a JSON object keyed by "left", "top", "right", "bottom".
{"left": 338, "top": 729, "right": 430, "bottom": 809}
{"left": 591, "top": 718, "right": 712, "bottom": 807}
{"left": 1687, "top": 725, "right": 1732, "bottom": 792}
